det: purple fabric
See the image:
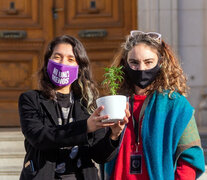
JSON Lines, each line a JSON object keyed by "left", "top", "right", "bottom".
{"left": 47, "top": 59, "right": 78, "bottom": 86}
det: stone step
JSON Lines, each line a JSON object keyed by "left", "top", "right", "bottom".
{"left": 0, "top": 175, "right": 20, "bottom": 180}
{"left": 0, "top": 157, "right": 23, "bottom": 174}
{"left": 0, "top": 128, "right": 24, "bottom": 140}
{"left": 0, "top": 128, "right": 206, "bottom": 180}
{"left": 0, "top": 141, "right": 25, "bottom": 157}
{"left": 0, "top": 128, "right": 24, "bottom": 179}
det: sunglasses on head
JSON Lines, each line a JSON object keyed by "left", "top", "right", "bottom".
{"left": 130, "top": 30, "right": 162, "bottom": 44}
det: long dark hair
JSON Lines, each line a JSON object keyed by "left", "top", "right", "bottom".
{"left": 38, "top": 35, "right": 99, "bottom": 113}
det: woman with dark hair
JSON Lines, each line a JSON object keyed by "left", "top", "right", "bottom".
{"left": 19, "top": 35, "right": 129, "bottom": 180}
{"left": 104, "top": 31, "right": 205, "bottom": 179}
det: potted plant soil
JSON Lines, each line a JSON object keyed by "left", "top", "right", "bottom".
{"left": 96, "top": 66, "right": 127, "bottom": 123}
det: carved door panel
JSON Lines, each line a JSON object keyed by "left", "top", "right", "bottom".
{"left": 0, "top": 0, "right": 53, "bottom": 126}
{"left": 54, "top": 0, "right": 137, "bottom": 93}
{"left": 0, "top": 0, "right": 137, "bottom": 126}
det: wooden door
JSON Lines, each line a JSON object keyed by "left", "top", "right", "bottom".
{"left": 0, "top": 0, "right": 53, "bottom": 126}
{"left": 0, "top": 0, "right": 137, "bottom": 126}
{"left": 54, "top": 0, "right": 137, "bottom": 93}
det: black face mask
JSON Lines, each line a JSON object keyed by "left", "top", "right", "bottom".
{"left": 125, "top": 63, "right": 161, "bottom": 89}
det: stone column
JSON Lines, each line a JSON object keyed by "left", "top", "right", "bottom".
{"left": 137, "top": 0, "right": 178, "bottom": 52}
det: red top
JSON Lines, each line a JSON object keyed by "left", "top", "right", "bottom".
{"left": 111, "top": 95, "right": 196, "bottom": 180}
{"left": 175, "top": 159, "right": 196, "bottom": 180}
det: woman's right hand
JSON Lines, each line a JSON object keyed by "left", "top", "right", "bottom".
{"left": 87, "top": 106, "right": 115, "bottom": 133}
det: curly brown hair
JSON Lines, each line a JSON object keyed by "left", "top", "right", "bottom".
{"left": 38, "top": 35, "right": 99, "bottom": 113}
{"left": 111, "top": 33, "right": 189, "bottom": 97}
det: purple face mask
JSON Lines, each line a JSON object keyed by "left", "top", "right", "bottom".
{"left": 47, "top": 59, "right": 79, "bottom": 87}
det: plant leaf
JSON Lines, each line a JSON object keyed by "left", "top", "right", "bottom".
{"left": 102, "top": 66, "right": 124, "bottom": 95}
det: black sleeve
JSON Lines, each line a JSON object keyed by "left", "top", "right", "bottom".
{"left": 19, "top": 91, "right": 90, "bottom": 151}
{"left": 89, "top": 127, "right": 120, "bottom": 164}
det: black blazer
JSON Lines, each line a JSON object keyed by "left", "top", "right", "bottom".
{"left": 19, "top": 90, "right": 118, "bottom": 180}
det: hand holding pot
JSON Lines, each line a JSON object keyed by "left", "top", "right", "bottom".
{"left": 110, "top": 102, "right": 130, "bottom": 140}
{"left": 87, "top": 105, "right": 116, "bottom": 133}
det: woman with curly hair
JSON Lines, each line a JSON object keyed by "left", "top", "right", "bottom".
{"left": 18, "top": 35, "right": 129, "bottom": 180}
{"left": 104, "top": 31, "right": 205, "bottom": 180}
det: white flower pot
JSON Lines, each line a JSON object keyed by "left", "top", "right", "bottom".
{"left": 96, "top": 95, "right": 127, "bottom": 123}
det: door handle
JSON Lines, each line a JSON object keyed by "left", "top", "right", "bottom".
{"left": 88, "top": 0, "right": 99, "bottom": 14}
{"left": 52, "top": 8, "right": 64, "bottom": 19}
{"left": 6, "top": 1, "right": 18, "bottom": 15}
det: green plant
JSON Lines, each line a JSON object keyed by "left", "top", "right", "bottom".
{"left": 102, "top": 66, "right": 124, "bottom": 95}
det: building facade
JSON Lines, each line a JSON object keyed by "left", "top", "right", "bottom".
{"left": 138, "top": 0, "right": 207, "bottom": 132}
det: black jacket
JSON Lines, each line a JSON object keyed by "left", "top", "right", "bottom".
{"left": 19, "top": 90, "right": 118, "bottom": 180}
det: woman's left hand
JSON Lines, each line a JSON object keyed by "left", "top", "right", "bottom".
{"left": 110, "top": 102, "right": 130, "bottom": 140}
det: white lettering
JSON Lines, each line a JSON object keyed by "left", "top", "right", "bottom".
{"left": 53, "top": 68, "right": 58, "bottom": 76}
{"left": 58, "top": 71, "right": 70, "bottom": 78}
{"left": 67, "top": 71, "right": 70, "bottom": 78}
{"left": 52, "top": 74, "right": 58, "bottom": 82}
{"left": 52, "top": 74, "right": 69, "bottom": 85}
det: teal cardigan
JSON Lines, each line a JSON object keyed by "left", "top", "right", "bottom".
{"left": 104, "top": 91, "right": 205, "bottom": 180}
